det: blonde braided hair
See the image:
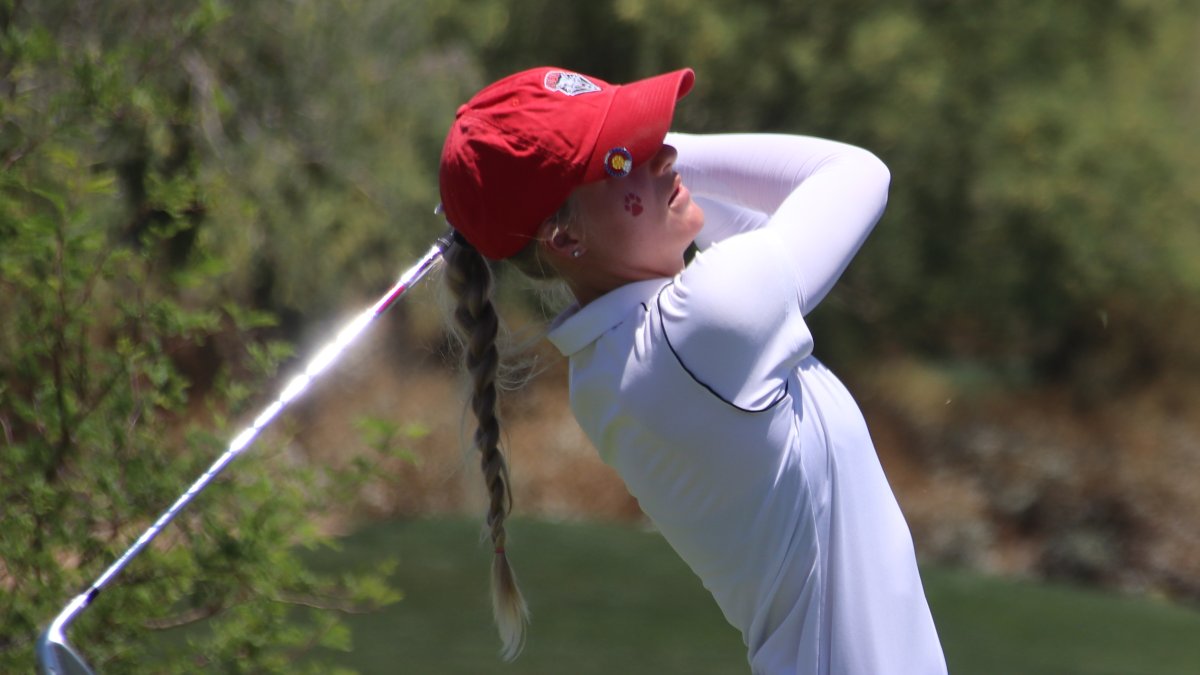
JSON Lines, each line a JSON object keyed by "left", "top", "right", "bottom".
{"left": 442, "top": 236, "right": 529, "bottom": 660}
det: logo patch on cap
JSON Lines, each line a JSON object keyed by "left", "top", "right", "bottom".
{"left": 544, "top": 71, "right": 601, "bottom": 96}
{"left": 603, "top": 147, "right": 633, "bottom": 177}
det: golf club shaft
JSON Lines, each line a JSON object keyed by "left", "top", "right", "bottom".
{"left": 47, "top": 232, "right": 450, "bottom": 636}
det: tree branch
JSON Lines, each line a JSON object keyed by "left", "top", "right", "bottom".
{"left": 142, "top": 603, "right": 227, "bottom": 630}
{"left": 272, "top": 591, "right": 381, "bottom": 615}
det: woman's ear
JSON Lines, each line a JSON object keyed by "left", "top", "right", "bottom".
{"left": 536, "top": 219, "right": 585, "bottom": 260}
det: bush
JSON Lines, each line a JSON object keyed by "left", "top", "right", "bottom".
{"left": 0, "top": 3, "right": 397, "bottom": 671}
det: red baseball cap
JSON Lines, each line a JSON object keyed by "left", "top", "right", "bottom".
{"left": 439, "top": 66, "right": 695, "bottom": 260}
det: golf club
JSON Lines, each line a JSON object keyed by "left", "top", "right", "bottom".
{"left": 36, "top": 229, "right": 453, "bottom": 674}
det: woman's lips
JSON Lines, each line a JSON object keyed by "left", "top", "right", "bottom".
{"left": 668, "top": 175, "right": 683, "bottom": 206}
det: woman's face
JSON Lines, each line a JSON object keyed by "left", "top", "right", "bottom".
{"left": 568, "top": 144, "right": 705, "bottom": 284}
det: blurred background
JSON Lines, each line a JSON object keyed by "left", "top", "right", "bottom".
{"left": 2, "top": 0, "right": 1199, "bottom": 672}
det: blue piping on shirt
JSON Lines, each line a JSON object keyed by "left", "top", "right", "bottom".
{"left": 654, "top": 286, "right": 789, "bottom": 414}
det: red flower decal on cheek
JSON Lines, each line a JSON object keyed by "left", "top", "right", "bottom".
{"left": 624, "top": 193, "right": 643, "bottom": 217}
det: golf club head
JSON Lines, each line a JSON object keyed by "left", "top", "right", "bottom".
{"left": 36, "top": 628, "right": 95, "bottom": 675}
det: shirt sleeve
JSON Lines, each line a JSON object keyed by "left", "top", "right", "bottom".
{"left": 655, "top": 133, "right": 890, "bottom": 409}
{"left": 667, "top": 132, "right": 890, "bottom": 315}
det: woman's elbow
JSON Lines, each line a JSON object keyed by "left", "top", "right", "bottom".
{"left": 858, "top": 149, "right": 891, "bottom": 209}
{"left": 860, "top": 149, "right": 891, "bottom": 190}
{"left": 828, "top": 145, "right": 891, "bottom": 197}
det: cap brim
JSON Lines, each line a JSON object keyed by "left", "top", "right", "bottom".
{"left": 586, "top": 68, "right": 695, "bottom": 183}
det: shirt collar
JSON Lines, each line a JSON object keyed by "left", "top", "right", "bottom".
{"left": 547, "top": 278, "right": 672, "bottom": 356}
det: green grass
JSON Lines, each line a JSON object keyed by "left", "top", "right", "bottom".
{"left": 306, "top": 517, "right": 1200, "bottom": 674}
{"left": 924, "top": 566, "right": 1200, "bottom": 675}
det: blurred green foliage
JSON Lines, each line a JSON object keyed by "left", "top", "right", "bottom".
{"left": 0, "top": 1, "right": 400, "bottom": 671}
{"left": 19, "top": 0, "right": 1188, "bottom": 390}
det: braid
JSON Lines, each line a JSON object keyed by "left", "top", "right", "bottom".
{"left": 442, "top": 238, "right": 529, "bottom": 660}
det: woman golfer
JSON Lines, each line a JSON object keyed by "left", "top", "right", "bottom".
{"left": 437, "top": 66, "right": 946, "bottom": 674}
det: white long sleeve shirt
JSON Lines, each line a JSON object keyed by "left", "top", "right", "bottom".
{"left": 546, "top": 133, "right": 946, "bottom": 674}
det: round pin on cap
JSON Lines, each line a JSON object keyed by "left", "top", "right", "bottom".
{"left": 604, "top": 147, "right": 633, "bottom": 178}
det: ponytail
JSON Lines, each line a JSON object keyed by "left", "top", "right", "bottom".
{"left": 442, "top": 237, "right": 529, "bottom": 660}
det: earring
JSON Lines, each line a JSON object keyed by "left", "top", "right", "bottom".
{"left": 571, "top": 249, "right": 583, "bottom": 259}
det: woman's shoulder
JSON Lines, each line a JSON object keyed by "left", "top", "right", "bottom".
{"left": 653, "top": 235, "right": 815, "bottom": 409}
